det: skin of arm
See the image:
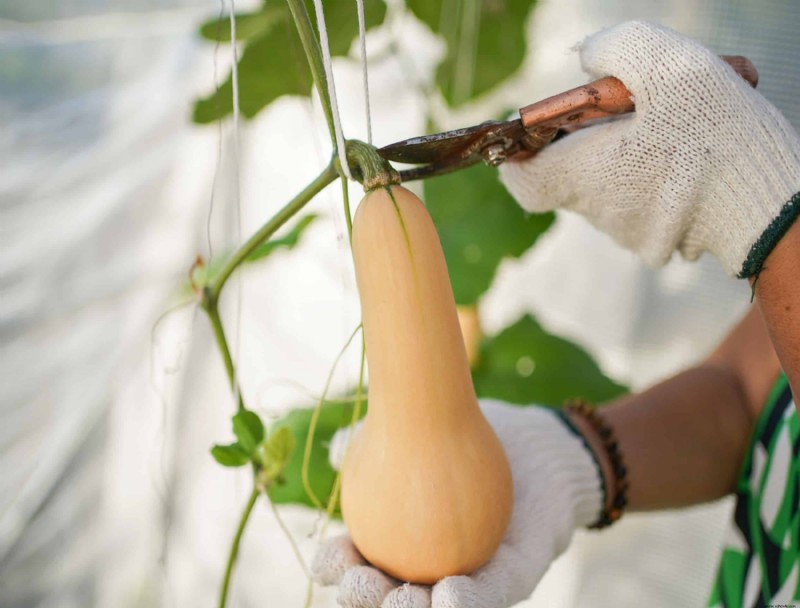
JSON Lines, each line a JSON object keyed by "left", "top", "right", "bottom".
{"left": 568, "top": 305, "right": 781, "bottom": 512}
{"left": 751, "top": 220, "right": 800, "bottom": 402}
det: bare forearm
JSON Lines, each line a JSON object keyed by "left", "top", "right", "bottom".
{"left": 573, "top": 308, "right": 780, "bottom": 512}
{"left": 602, "top": 366, "right": 753, "bottom": 510}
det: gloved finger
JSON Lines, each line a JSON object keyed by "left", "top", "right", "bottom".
{"left": 381, "top": 583, "right": 432, "bottom": 608}
{"left": 431, "top": 544, "right": 531, "bottom": 608}
{"left": 498, "top": 117, "right": 631, "bottom": 215}
{"left": 312, "top": 534, "right": 367, "bottom": 585}
{"left": 338, "top": 565, "right": 400, "bottom": 608}
{"left": 328, "top": 421, "right": 364, "bottom": 471}
{"left": 578, "top": 20, "right": 722, "bottom": 114}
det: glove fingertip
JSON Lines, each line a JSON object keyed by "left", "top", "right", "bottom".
{"left": 382, "top": 583, "right": 432, "bottom": 608}
{"left": 312, "top": 535, "right": 366, "bottom": 585}
{"left": 432, "top": 576, "right": 482, "bottom": 608}
{"left": 339, "top": 565, "right": 398, "bottom": 608}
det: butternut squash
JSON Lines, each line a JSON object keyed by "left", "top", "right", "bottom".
{"left": 457, "top": 305, "right": 483, "bottom": 369}
{"left": 341, "top": 185, "right": 513, "bottom": 584}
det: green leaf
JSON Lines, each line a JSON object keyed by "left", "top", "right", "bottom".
{"left": 424, "top": 163, "right": 553, "bottom": 305}
{"left": 406, "top": 0, "right": 538, "bottom": 106}
{"left": 232, "top": 410, "right": 265, "bottom": 455}
{"left": 259, "top": 426, "right": 297, "bottom": 483}
{"left": 199, "top": 6, "right": 285, "bottom": 43}
{"left": 473, "top": 315, "right": 627, "bottom": 406}
{"left": 194, "top": 20, "right": 311, "bottom": 123}
{"left": 194, "top": 0, "right": 387, "bottom": 123}
{"left": 211, "top": 442, "right": 251, "bottom": 467}
{"left": 267, "top": 397, "right": 367, "bottom": 511}
{"left": 247, "top": 214, "right": 318, "bottom": 262}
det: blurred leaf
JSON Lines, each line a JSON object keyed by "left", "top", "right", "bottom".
{"left": 264, "top": 426, "right": 296, "bottom": 464}
{"left": 259, "top": 426, "right": 297, "bottom": 483}
{"left": 194, "top": 21, "right": 309, "bottom": 122}
{"left": 268, "top": 397, "right": 367, "bottom": 511}
{"left": 199, "top": 7, "right": 285, "bottom": 43}
{"left": 194, "top": 0, "right": 387, "bottom": 123}
{"left": 473, "top": 315, "right": 627, "bottom": 406}
{"left": 406, "top": 0, "right": 537, "bottom": 106}
{"left": 233, "top": 410, "right": 265, "bottom": 455}
{"left": 247, "top": 214, "right": 318, "bottom": 262}
{"left": 211, "top": 442, "right": 251, "bottom": 467}
{"left": 424, "top": 163, "right": 553, "bottom": 305}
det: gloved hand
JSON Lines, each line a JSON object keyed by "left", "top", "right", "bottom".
{"left": 312, "top": 400, "right": 604, "bottom": 608}
{"left": 499, "top": 21, "right": 800, "bottom": 278}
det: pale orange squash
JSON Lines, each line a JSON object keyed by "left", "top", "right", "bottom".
{"left": 341, "top": 185, "right": 513, "bottom": 584}
{"left": 457, "top": 305, "right": 483, "bottom": 369}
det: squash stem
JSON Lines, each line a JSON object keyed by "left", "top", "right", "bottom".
{"left": 345, "top": 140, "right": 400, "bottom": 191}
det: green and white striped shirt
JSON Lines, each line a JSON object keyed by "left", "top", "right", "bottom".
{"left": 709, "top": 374, "right": 800, "bottom": 607}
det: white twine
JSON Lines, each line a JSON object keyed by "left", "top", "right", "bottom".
{"left": 228, "top": 0, "right": 244, "bottom": 408}
{"left": 312, "top": 0, "right": 353, "bottom": 180}
{"left": 355, "top": 0, "right": 372, "bottom": 144}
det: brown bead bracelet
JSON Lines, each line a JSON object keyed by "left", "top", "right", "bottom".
{"left": 564, "top": 400, "right": 629, "bottom": 530}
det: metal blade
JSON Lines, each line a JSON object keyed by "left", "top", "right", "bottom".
{"left": 378, "top": 120, "right": 513, "bottom": 165}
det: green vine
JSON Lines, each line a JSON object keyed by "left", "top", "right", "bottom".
{"left": 207, "top": 161, "right": 339, "bottom": 302}
{"left": 302, "top": 324, "right": 363, "bottom": 509}
{"left": 284, "top": 0, "right": 336, "bottom": 144}
{"left": 204, "top": 300, "right": 245, "bottom": 410}
{"left": 197, "top": 3, "right": 396, "bottom": 601}
{"left": 321, "top": 337, "right": 367, "bottom": 536}
{"left": 218, "top": 487, "right": 259, "bottom": 608}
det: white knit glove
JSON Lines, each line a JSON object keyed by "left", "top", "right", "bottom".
{"left": 311, "top": 400, "right": 603, "bottom": 608}
{"left": 499, "top": 20, "right": 800, "bottom": 278}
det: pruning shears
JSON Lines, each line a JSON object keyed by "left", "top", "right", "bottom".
{"left": 378, "top": 55, "right": 758, "bottom": 182}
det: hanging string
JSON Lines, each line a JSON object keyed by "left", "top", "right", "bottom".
{"left": 206, "top": 0, "right": 226, "bottom": 260}
{"left": 228, "top": 0, "right": 244, "bottom": 409}
{"left": 311, "top": 0, "right": 353, "bottom": 180}
{"left": 453, "top": 0, "right": 479, "bottom": 105}
{"left": 355, "top": 0, "right": 372, "bottom": 144}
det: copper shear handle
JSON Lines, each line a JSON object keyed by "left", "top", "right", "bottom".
{"left": 519, "top": 55, "right": 759, "bottom": 133}
{"left": 378, "top": 55, "right": 758, "bottom": 182}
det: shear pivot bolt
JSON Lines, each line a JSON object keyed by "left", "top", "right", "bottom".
{"left": 481, "top": 143, "right": 507, "bottom": 167}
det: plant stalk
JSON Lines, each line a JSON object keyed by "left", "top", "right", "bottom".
{"left": 204, "top": 297, "right": 245, "bottom": 411}
{"left": 218, "top": 486, "right": 260, "bottom": 608}
{"left": 285, "top": 0, "right": 337, "bottom": 145}
{"left": 341, "top": 178, "right": 353, "bottom": 242}
{"left": 210, "top": 160, "right": 338, "bottom": 299}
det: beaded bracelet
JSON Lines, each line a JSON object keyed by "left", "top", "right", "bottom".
{"left": 563, "top": 400, "right": 629, "bottom": 530}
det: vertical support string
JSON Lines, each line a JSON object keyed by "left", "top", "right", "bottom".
{"left": 355, "top": 0, "right": 372, "bottom": 144}
{"left": 228, "top": 0, "right": 244, "bottom": 409}
{"left": 311, "top": 0, "right": 353, "bottom": 180}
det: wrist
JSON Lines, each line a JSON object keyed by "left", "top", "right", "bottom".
{"left": 564, "top": 410, "right": 615, "bottom": 516}
{"left": 559, "top": 402, "right": 629, "bottom": 529}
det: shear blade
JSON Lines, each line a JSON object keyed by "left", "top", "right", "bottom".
{"left": 378, "top": 120, "right": 514, "bottom": 166}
